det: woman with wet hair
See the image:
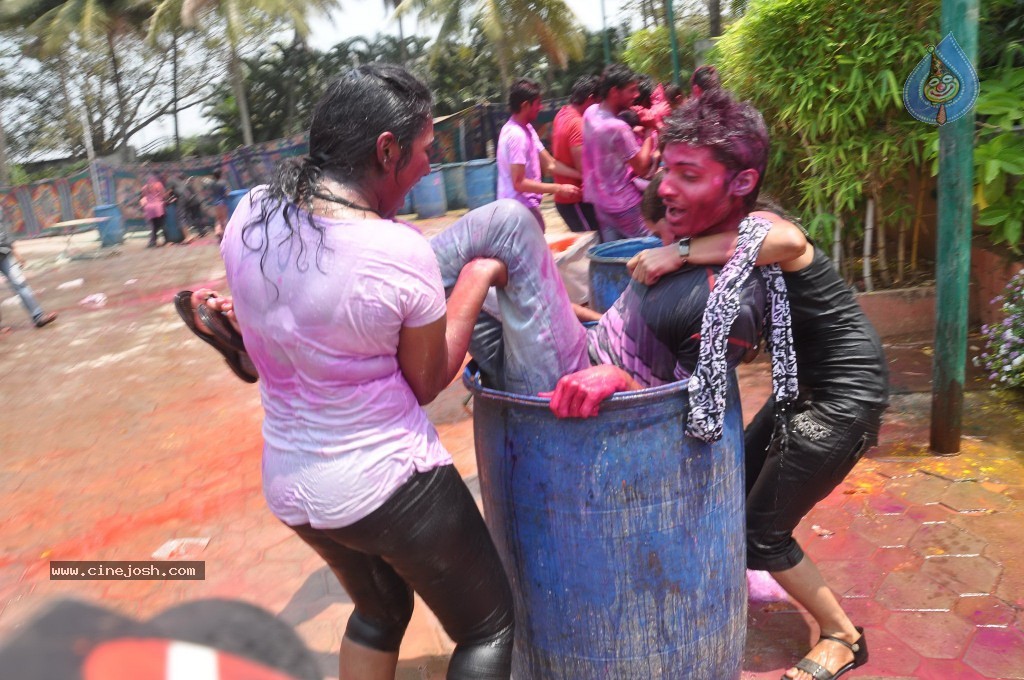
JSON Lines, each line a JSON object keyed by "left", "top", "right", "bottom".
{"left": 216, "top": 64, "right": 514, "bottom": 680}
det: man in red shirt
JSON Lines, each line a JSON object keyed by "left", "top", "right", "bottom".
{"left": 551, "top": 75, "right": 600, "bottom": 232}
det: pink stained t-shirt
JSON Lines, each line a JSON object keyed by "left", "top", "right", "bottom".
{"left": 582, "top": 104, "right": 643, "bottom": 214}
{"left": 220, "top": 188, "right": 451, "bottom": 529}
{"left": 497, "top": 118, "right": 544, "bottom": 210}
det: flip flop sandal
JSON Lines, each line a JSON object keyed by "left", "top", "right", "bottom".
{"left": 174, "top": 290, "right": 258, "bottom": 384}
{"left": 785, "top": 627, "right": 867, "bottom": 680}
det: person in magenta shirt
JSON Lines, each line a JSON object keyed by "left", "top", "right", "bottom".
{"left": 551, "top": 75, "right": 601, "bottom": 233}
{"left": 582, "top": 64, "right": 657, "bottom": 242}
{"left": 140, "top": 173, "right": 168, "bottom": 247}
{"left": 496, "top": 77, "right": 581, "bottom": 230}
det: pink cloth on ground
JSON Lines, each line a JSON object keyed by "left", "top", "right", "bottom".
{"left": 220, "top": 188, "right": 451, "bottom": 529}
{"left": 497, "top": 118, "right": 544, "bottom": 210}
{"left": 582, "top": 105, "right": 643, "bottom": 214}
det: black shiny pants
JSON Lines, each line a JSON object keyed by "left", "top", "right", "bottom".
{"left": 744, "top": 396, "right": 886, "bottom": 572}
{"left": 290, "top": 465, "right": 514, "bottom": 679}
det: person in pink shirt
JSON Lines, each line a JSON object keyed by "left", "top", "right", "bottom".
{"left": 213, "top": 65, "right": 515, "bottom": 680}
{"left": 551, "top": 75, "right": 600, "bottom": 232}
{"left": 582, "top": 64, "right": 657, "bottom": 242}
{"left": 140, "top": 173, "right": 167, "bottom": 248}
{"left": 496, "top": 78, "right": 581, "bottom": 230}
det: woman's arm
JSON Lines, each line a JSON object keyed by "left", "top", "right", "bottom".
{"left": 628, "top": 212, "right": 812, "bottom": 286}
{"left": 397, "top": 258, "right": 508, "bottom": 405}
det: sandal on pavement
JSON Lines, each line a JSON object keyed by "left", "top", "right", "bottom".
{"left": 784, "top": 627, "right": 867, "bottom": 680}
{"left": 174, "top": 290, "right": 258, "bottom": 384}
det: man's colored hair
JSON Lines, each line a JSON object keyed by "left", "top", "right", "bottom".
{"left": 597, "top": 64, "right": 637, "bottom": 99}
{"left": 569, "top": 75, "right": 599, "bottom": 105}
{"left": 641, "top": 172, "right": 666, "bottom": 225}
{"left": 690, "top": 65, "right": 720, "bottom": 93}
{"left": 509, "top": 78, "right": 542, "bottom": 113}
{"left": 661, "top": 88, "right": 770, "bottom": 208}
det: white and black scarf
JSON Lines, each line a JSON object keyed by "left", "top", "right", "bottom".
{"left": 687, "top": 215, "right": 799, "bottom": 442}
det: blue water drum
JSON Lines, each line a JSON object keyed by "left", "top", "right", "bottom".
{"left": 464, "top": 368, "right": 746, "bottom": 679}
{"left": 412, "top": 167, "right": 448, "bottom": 219}
{"left": 587, "top": 236, "right": 663, "bottom": 313}
{"left": 464, "top": 158, "right": 497, "bottom": 209}
{"left": 441, "top": 163, "right": 468, "bottom": 210}
{"left": 163, "top": 202, "right": 185, "bottom": 243}
{"left": 226, "top": 188, "right": 250, "bottom": 218}
{"left": 93, "top": 204, "right": 124, "bottom": 247}
{"left": 398, "top": 190, "right": 415, "bottom": 216}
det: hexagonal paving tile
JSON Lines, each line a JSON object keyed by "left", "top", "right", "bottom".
{"left": 920, "top": 459, "right": 986, "bottom": 483}
{"left": 817, "top": 559, "right": 886, "bottom": 598}
{"left": 953, "top": 595, "right": 1017, "bottom": 628}
{"left": 855, "top": 625, "right": 922, "bottom": 676}
{"left": 905, "top": 503, "right": 957, "bottom": 524}
{"left": 876, "top": 572, "right": 958, "bottom": 612}
{"left": 940, "top": 481, "right": 1015, "bottom": 513}
{"left": 914, "top": 657, "right": 991, "bottom": 679}
{"left": 909, "top": 522, "right": 988, "bottom": 558}
{"left": 837, "top": 595, "right": 891, "bottom": 628}
{"left": 885, "top": 474, "right": 951, "bottom": 505}
{"left": 798, "top": 526, "right": 879, "bottom": 562}
{"left": 884, "top": 611, "right": 975, "bottom": 659}
{"left": 851, "top": 513, "right": 920, "bottom": 548}
{"left": 921, "top": 556, "right": 1002, "bottom": 597}
{"left": 963, "top": 628, "right": 1024, "bottom": 679}
{"left": 873, "top": 546, "right": 926, "bottom": 574}
{"left": 871, "top": 460, "right": 924, "bottom": 479}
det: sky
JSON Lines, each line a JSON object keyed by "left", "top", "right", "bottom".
{"left": 136, "top": 0, "right": 628, "bottom": 148}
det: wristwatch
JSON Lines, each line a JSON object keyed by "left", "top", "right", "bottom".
{"left": 677, "top": 237, "right": 692, "bottom": 263}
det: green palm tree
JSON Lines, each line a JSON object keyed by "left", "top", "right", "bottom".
{"left": 148, "top": 0, "right": 341, "bottom": 147}
{"left": 382, "top": 0, "right": 406, "bottom": 63}
{"left": 1, "top": 0, "right": 154, "bottom": 148}
{"left": 394, "top": 0, "right": 585, "bottom": 87}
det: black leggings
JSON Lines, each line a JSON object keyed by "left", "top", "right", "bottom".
{"left": 148, "top": 215, "right": 166, "bottom": 244}
{"left": 289, "top": 465, "right": 514, "bottom": 679}
{"left": 744, "top": 396, "right": 885, "bottom": 572}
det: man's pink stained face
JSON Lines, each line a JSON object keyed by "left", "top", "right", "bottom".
{"left": 656, "top": 142, "right": 739, "bottom": 242}
{"left": 391, "top": 120, "right": 434, "bottom": 212}
{"left": 610, "top": 82, "right": 640, "bottom": 112}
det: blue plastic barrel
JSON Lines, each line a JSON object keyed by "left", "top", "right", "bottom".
{"left": 464, "top": 368, "right": 746, "bottom": 679}
{"left": 398, "top": 191, "right": 415, "bottom": 216}
{"left": 163, "top": 203, "right": 184, "bottom": 243}
{"left": 464, "top": 159, "right": 497, "bottom": 209}
{"left": 412, "top": 167, "right": 448, "bottom": 219}
{"left": 93, "top": 204, "right": 124, "bottom": 247}
{"left": 226, "top": 189, "right": 249, "bottom": 218}
{"left": 587, "top": 236, "right": 663, "bottom": 312}
{"left": 441, "top": 163, "right": 468, "bottom": 210}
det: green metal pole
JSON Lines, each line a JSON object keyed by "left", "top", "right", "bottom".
{"left": 601, "top": 0, "right": 611, "bottom": 65}
{"left": 665, "top": 0, "right": 681, "bottom": 86}
{"left": 930, "top": 0, "right": 979, "bottom": 454}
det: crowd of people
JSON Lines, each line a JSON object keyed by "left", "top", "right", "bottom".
{"left": 140, "top": 169, "right": 231, "bottom": 247}
{"left": 171, "top": 62, "right": 886, "bottom": 680}
{"left": 496, "top": 64, "right": 713, "bottom": 240}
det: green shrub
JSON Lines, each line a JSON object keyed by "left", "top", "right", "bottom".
{"left": 711, "top": 0, "right": 939, "bottom": 243}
